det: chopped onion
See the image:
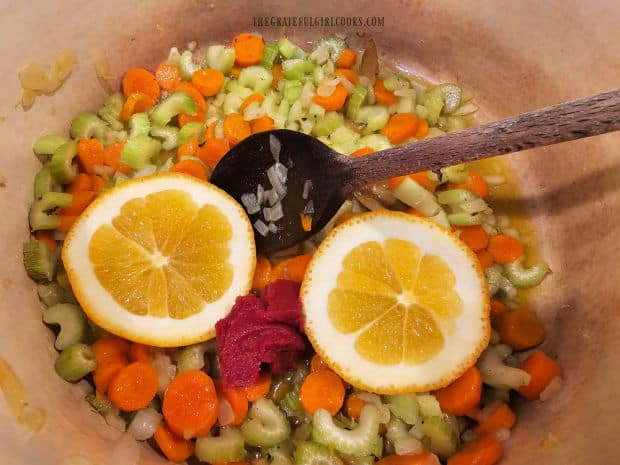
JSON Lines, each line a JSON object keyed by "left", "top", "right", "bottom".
{"left": 502, "top": 228, "right": 520, "bottom": 239}
{"left": 359, "top": 76, "right": 371, "bottom": 87}
{"left": 459, "top": 198, "right": 489, "bottom": 214}
{"left": 493, "top": 428, "right": 512, "bottom": 442}
{"left": 266, "top": 188, "right": 280, "bottom": 206}
{"left": 269, "top": 134, "right": 281, "bottom": 162}
{"left": 482, "top": 224, "right": 498, "bottom": 236}
{"left": 254, "top": 219, "right": 269, "bottom": 236}
{"left": 111, "top": 433, "right": 140, "bottom": 465}
{"left": 338, "top": 76, "right": 355, "bottom": 93}
{"left": 539, "top": 376, "right": 564, "bottom": 401}
{"left": 264, "top": 202, "right": 283, "bottom": 222}
{"left": 317, "top": 83, "right": 337, "bottom": 97}
{"left": 355, "top": 392, "right": 391, "bottom": 424}
{"left": 104, "top": 410, "right": 126, "bottom": 432}
{"left": 268, "top": 222, "right": 278, "bottom": 233}
{"left": 256, "top": 183, "right": 266, "bottom": 205}
{"left": 241, "top": 193, "right": 260, "bottom": 215}
{"left": 267, "top": 164, "right": 287, "bottom": 197}
{"left": 394, "top": 435, "right": 424, "bottom": 456}
{"left": 152, "top": 352, "right": 175, "bottom": 394}
{"left": 461, "top": 429, "right": 478, "bottom": 443}
{"left": 128, "top": 407, "right": 162, "bottom": 440}
{"left": 218, "top": 396, "right": 235, "bottom": 426}
{"left": 394, "top": 88, "right": 417, "bottom": 98}
{"left": 309, "top": 44, "right": 330, "bottom": 65}
{"left": 302, "top": 180, "right": 313, "bottom": 199}
{"left": 273, "top": 162, "right": 288, "bottom": 183}
{"left": 453, "top": 102, "right": 479, "bottom": 116}
{"left": 484, "top": 174, "right": 506, "bottom": 186}
{"left": 303, "top": 200, "right": 315, "bottom": 215}
{"left": 93, "top": 164, "right": 115, "bottom": 177}
{"left": 133, "top": 164, "right": 157, "bottom": 178}
{"left": 243, "top": 103, "right": 265, "bottom": 121}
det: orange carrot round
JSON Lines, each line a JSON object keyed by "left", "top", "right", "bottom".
{"left": 119, "top": 92, "right": 156, "bottom": 121}
{"left": 312, "top": 83, "right": 348, "bottom": 111}
{"left": 415, "top": 119, "right": 429, "bottom": 138}
{"left": 381, "top": 113, "right": 419, "bottom": 143}
{"left": 350, "top": 147, "right": 374, "bottom": 157}
{"left": 433, "top": 366, "right": 483, "bottom": 415}
{"left": 240, "top": 93, "right": 265, "bottom": 113}
{"left": 103, "top": 143, "right": 132, "bottom": 176}
{"left": 493, "top": 307, "right": 545, "bottom": 350}
{"left": 76, "top": 139, "right": 104, "bottom": 174}
{"left": 122, "top": 68, "right": 161, "bottom": 101}
{"left": 518, "top": 350, "right": 561, "bottom": 400}
{"left": 108, "top": 361, "right": 159, "bottom": 411}
{"left": 243, "top": 373, "right": 272, "bottom": 401}
{"left": 35, "top": 231, "right": 57, "bottom": 251}
{"left": 374, "top": 79, "right": 398, "bottom": 106}
{"left": 163, "top": 370, "right": 218, "bottom": 438}
{"left": 92, "top": 336, "right": 130, "bottom": 364}
{"left": 223, "top": 113, "right": 252, "bottom": 146}
{"left": 450, "top": 172, "right": 489, "bottom": 199}
{"left": 250, "top": 115, "right": 275, "bottom": 134}
{"left": 334, "top": 68, "right": 359, "bottom": 85}
{"left": 487, "top": 234, "right": 523, "bottom": 263}
{"left": 57, "top": 215, "right": 78, "bottom": 233}
{"left": 178, "top": 110, "right": 206, "bottom": 127}
{"left": 345, "top": 393, "right": 367, "bottom": 422}
{"left": 454, "top": 225, "right": 489, "bottom": 252}
{"left": 299, "top": 369, "right": 345, "bottom": 415}
{"left": 173, "top": 82, "right": 207, "bottom": 113}
{"left": 489, "top": 299, "right": 509, "bottom": 317}
{"left": 447, "top": 434, "right": 502, "bottom": 465}
{"left": 337, "top": 48, "right": 358, "bottom": 69}
{"left": 93, "top": 359, "right": 127, "bottom": 394}
{"left": 170, "top": 159, "right": 209, "bottom": 181}
{"left": 271, "top": 254, "right": 313, "bottom": 283}
{"left": 154, "top": 422, "right": 194, "bottom": 462}
{"left": 252, "top": 256, "right": 272, "bottom": 292}
{"left": 477, "top": 250, "right": 494, "bottom": 269}
{"left": 377, "top": 451, "right": 440, "bottom": 465}
{"left": 128, "top": 343, "right": 152, "bottom": 363}
{"left": 232, "top": 33, "right": 265, "bottom": 67}
{"left": 192, "top": 68, "right": 225, "bottom": 97}
{"left": 66, "top": 173, "right": 93, "bottom": 194}
{"left": 310, "top": 354, "right": 328, "bottom": 372}
{"left": 197, "top": 137, "right": 231, "bottom": 168}
{"left": 220, "top": 385, "right": 249, "bottom": 426}
{"left": 474, "top": 402, "right": 516, "bottom": 434}
{"left": 154, "top": 63, "right": 181, "bottom": 91}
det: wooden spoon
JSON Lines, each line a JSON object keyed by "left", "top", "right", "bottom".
{"left": 210, "top": 89, "right": 620, "bottom": 254}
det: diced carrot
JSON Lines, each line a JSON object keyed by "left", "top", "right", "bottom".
{"left": 374, "top": 79, "right": 397, "bottom": 106}
{"left": 128, "top": 343, "right": 152, "bottom": 363}
{"left": 230, "top": 65, "right": 242, "bottom": 78}
{"left": 312, "top": 83, "right": 348, "bottom": 111}
{"left": 178, "top": 110, "right": 206, "bottom": 127}
{"left": 271, "top": 254, "right": 313, "bottom": 283}
{"left": 381, "top": 113, "right": 419, "bottom": 143}
{"left": 92, "top": 336, "right": 131, "bottom": 364}
{"left": 300, "top": 213, "right": 313, "bottom": 232}
{"left": 252, "top": 256, "right": 272, "bottom": 292}
{"left": 433, "top": 367, "right": 483, "bottom": 415}
{"left": 232, "top": 33, "right": 265, "bottom": 67}
{"left": 170, "top": 159, "right": 208, "bottom": 181}
{"left": 154, "top": 63, "right": 181, "bottom": 91}
{"left": 223, "top": 113, "right": 252, "bottom": 146}
{"left": 345, "top": 393, "right": 367, "bottom": 422}
{"left": 76, "top": 139, "right": 104, "bottom": 174}
{"left": 310, "top": 354, "right": 328, "bottom": 372}
{"left": 122, "top": 68, "right": 160, "bottom": 101}
{"left": 162, "top": 370, "right": 218, "bottom": 438}
{"left": 90, "top": 175, "right": 107, "bottom": 193}
{"left": 299, "top": 369, "right": 345, "bottom": 415}
{"left": 240, "top": 93, "right": 265, "bottom": 113}
{"left": 219, "top": 384, "right": 249, "bottom": 426}
{"left": 489, "top": 300, "right": 509, "bottom": 316}
{"left": 197, "top": 136, "right": 230, "bottom": 169}
{"left": 243, "top": 373, "right": 272, "bottom": 402}
{"left": 93, "top": 360, "right": 127, "bottom": 394}
{"left": 103, "top": 142, "right": 132, "bottom": 176}
{"left": 454, "top": 225, "right": 489, "bottom": 252}
{"left": 493, "top": 307, "right": 545, "bottom": 350}
{"left": 108, "top": 361, "right": 159, "bottom": 411}
{"left": 477, "top": 250, "right": 494, "bottom": 269}
{"left": 66, "top": 173, "right": 92, "bottom": 194}
{"left": 271, "top": 64, "right": 283, "bottom": 88}
{"left": 177, "top": 139, "right": 199, "bottom": 157}
{"left": 487, "top": 234, "right": 523, "bottom": 263}
{"left": 518, "top": 350, "right": 562, "bottom": 400}
{"left": 474, "top": 403, "right": 516, "bottom": 434}
{"left": 415, "top": 119, "right": 429, "bottom": 138}
{"left": 449, "top": 171, "right": 489, "bottom": 199}
{"left": 173, "top": 82, "right": 207, "bottom": 113}
{"left": 57, "top": 215, "right": 78, "bottom": 233}
{"left": 119, "top": 92, "right": 156, "bottom": 121}
{"left": 350, "top": 147, "right": 374, "bottom": 157}
{"left": 154, "top": 422, "right": 194, "bottom": 462}
{"left": 377, "top": 451, "right": 441, "bottom": 465}
{"left": 35, "top": 231, "right": 57, "bottom": 251}
{"left": 250, "top": 115, "right": 275, "bottom": 134}
{"left": 334, "top": 68, "right": 359, "bottom": 85}
{"left": 192, "top": 68, "right": 225, "bottom": 97}
{"left": 409, "top": 171, "right": 437, "bottom": 192}
{"left": 337, "top": 48, "right": 357, "bottom": 68}
{"left": 447, "top": 434, "right": 502, "bottom": 465}
{"left": 60, "top": 191, "right": 97, "bottom": 216}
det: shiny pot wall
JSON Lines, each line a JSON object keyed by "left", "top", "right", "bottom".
{"left": 0, "top": 1, "right": 618, "bottom": 464}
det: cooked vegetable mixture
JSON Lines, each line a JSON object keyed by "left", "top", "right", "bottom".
{"left": 23, "top": 33, "right": 561, "bottom": 465}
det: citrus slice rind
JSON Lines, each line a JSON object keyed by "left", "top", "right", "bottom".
{"left": 301, "top": 211, "right": 490, "bottom": 394}
{"left": 62, "top": 173, "right": 256, "bottom": 347}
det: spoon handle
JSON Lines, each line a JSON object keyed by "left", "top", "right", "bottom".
{"left": 345, "top": 89, "right": 620, "bottom": 187}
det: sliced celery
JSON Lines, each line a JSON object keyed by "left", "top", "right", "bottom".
{"left": 445, "top": 115, "right": 467, "bottom": 132}
{"left": 205, "top": 45, "right": 236, "bottom": 73}
{"left": 54, "top": 343, "right": 97, "bottom": 383}
{"left": 120, "top": 135, "right": 161, "bottom": 170}
{"left": 150, "top": 125, "right": 179, "bottom": 151}
{"left": 356, "top": 105, "right": 390, "bottom": 134}
{"left": 174, "top": 343, "right": 208, "bottom": 373}
{"left": 226, "top": 80, "right": 254, "bottom": 99}
{"left": 129, "top": 112, "right": 151, "bottom": 138}
{"left": 437, "top": 188, "right": 478, "bottom": 205}
{"left": 308, "top": 103, "right": 326, "bottom": 122}
{"left": 261, "top": 92, "right": 279, "bottom": 117}
{"left": 447, "top": 212, "right": 483, "bottom": 226}
{"left": 37, "top": 282, "right": 63, "bottom": 306}
{"left": 422, "top": 86, "right": 444, "bottom": 126}
{"left": 330, "top": 126, "right": 360, "bottom": 154}
{"left": 241, "top": 398, "right": 291, "bottom": 447}
{"left": 440, "top": 83, "right": 462, "bottom": 114}
{"left": 396, "top": 97, "right": 416, "bottom": 114}
{"left": 98, "top": 92, "right": 125, "bottom": 130}
{"left": 422, "top": 416, "right": 458, "bottom": 458}
{"left": 33, "top": 134, "right": 68, "bottom": 157}
{"left": 385, "top": 394, "right": 419, "bottom": 425}
{"left": 261, "top": 43, "right": 280, "bottom": 68}
{"left": 270, "top": 450, "right": 295, "bottom": 465}
{"left": 29, "top": 192, "right": 73, "bottom": 231}
{"left": 42, "top": 303, "right": 89, "bottom": 350}
{"left": 278, "top": 38, "right": 307, "bottom": 59}
{"left": 103, "top": 130, "right": 128, "bottom": 145}
{"left": 346, "top": 85, "right": 368, "bottom": 120}
{"left": 416, "top": 393, "right": 442, "bottom": 418}
{"left": 311, "top": 111, "right": 344, "bottom": 137}
{"left": 49, "top": 141, "right": 78, "bottom": 184}
{"left": 179, "top": 50, "right": 200, "bottom": 81}
{"left": 177, "top": 121, "right": 205, "bottom": 145}
{"left": 293, "top": 441, "right": 342, "bottom": 465}
{"left": 34, "top": 165, "right": 58, "bottom": 199}
{"left": 440, "top": 164, "right": 468, "bottom": 184}
{"left": 312, "top": 404, "right": 380, "bottom": 455}
{"left": 238, "top": 66, "right": 273, "bottom": 94}
{"left": 392, "top": 177, "right": 441, "bottom": 217}
{"left": 284, "top": 80, "right": 303, "bottom": 104}
{"left": 23, "top": 239, "right": 57, "bottom": 282}
{"left": 85, "top": 394, "right": 114, "bottom": 415}
{"left": 477, "top": 346, "right": 531, "bottom": 390}
{"left": 504, "top": 259, "right": 550, "bottom": 288}
{"left": 357, "top": 134, "right": 392, "bottom": 151}
{"left": 383, "top": 74, "right": 410, "bottom": 92}
{"left": 312, "top": 66, "right": 325, "bottom": 86}
{"left": 195, "top": 427, "right": 246, "bottom": 463}
{"left": 223, "top": 93, "right": 244, "bottom": 115}
{"left": 70, "top": 114, "right": 109, "bottom": 141}
{"left": 150, "top": 91, "right": 197, "bottom": 127}
{"left": 282, "top": 59, "right": 314, "bottom": 80}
